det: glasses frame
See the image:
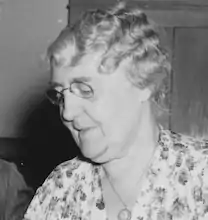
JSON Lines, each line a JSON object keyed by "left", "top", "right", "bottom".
{"left": 45, "top": 81, "right": 94, "bottom": 106}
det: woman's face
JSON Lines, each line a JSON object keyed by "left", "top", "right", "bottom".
{"left": 51, "top": 52, "right": 149, "bottom": 163}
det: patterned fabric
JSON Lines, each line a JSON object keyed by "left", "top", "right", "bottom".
{"left": 23, "top": 129, "right": 208, "bottom": 220}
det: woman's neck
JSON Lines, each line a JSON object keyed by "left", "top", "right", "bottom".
{"left": 102, "top": 108, "right": 160, "bottom": 186}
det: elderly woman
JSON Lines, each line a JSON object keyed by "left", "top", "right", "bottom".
{"left": 23, "top": 1, "right": 208, "bottom": 220}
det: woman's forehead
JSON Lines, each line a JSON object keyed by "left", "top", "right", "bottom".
{"left": 50, "top": 51, "right": 131, "bottom": 89}
{"left": 50, "top": 54, "right": 103, "bottom": 87}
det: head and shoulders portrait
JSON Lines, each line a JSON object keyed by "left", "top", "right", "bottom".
{"left": 23, "top": 1, "right": 208, "bottom": 220}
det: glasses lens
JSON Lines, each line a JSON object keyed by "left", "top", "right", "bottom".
{"left": 70, "top": 82, "right": 94, "bottom": 99}
{"left": 46, "top": 89, "right": 63, "bottom": 105}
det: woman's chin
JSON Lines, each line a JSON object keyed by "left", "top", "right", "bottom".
{"left": 80, "top": 142, "right": 108, "bottom": 163}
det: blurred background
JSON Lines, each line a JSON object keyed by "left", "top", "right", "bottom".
{"left": 0, "top": 0, "right": 79, "bottom": 190}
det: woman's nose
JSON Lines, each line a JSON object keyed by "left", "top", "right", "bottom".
{"left": 60, "top": 95, "right": 82, "bottom": 122}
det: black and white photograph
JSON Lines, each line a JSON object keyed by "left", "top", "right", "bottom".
{"left": 0, "top": 0, "right": 208, "bottom": 220}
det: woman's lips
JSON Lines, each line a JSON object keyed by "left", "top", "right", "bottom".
{"left": 79, "top": 127, "right": 96, "bottom": 136}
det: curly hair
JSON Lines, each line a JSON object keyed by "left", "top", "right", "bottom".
{"left": 47, "top": 1, "right": 171, "bottom": 114}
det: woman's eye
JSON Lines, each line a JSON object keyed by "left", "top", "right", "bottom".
{"left": 71, "top": 82, "right": 94, "bottom": 98}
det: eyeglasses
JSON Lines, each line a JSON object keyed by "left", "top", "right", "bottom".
{"left": 46, "top": 81, "right": 94, "bottom": 106}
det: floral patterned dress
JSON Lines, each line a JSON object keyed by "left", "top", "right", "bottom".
{"left": 23, "top": 129, "right": 208, "bottom": 220}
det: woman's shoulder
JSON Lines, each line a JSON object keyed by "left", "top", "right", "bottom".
{"left": 167, "top": 129, "right": 208, "bottom": 157}
{"left": 152, "top": 129, "right": 208, "bottom": 220}
{"left": 162, "top": 129, "right": 208, "bottom": 180}
{"left": 44, "top": 156, "right": 94, "bottom": 187}
{"left": 35, "top": 156, "right": 95, "bottom": 196}
{"left": 48, "top": 156, "right": 89, "bottom": 179}
{"left": 23, "top": 157, "right": 96, "bottom": 220}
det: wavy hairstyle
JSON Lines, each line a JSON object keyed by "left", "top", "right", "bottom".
{"left": 47, "top": 1, "right": 171, "bottom": 114}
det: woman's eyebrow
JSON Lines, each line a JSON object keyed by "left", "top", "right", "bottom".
{"left": 48, "top": 76, "right": 93, "bottom": 88}
{"left": 71, "top": 76, "right": 92, "bottom": 83}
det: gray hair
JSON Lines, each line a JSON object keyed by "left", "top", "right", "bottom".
{"left": 47, "top": 1, "right": 171, "bottom": 114}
